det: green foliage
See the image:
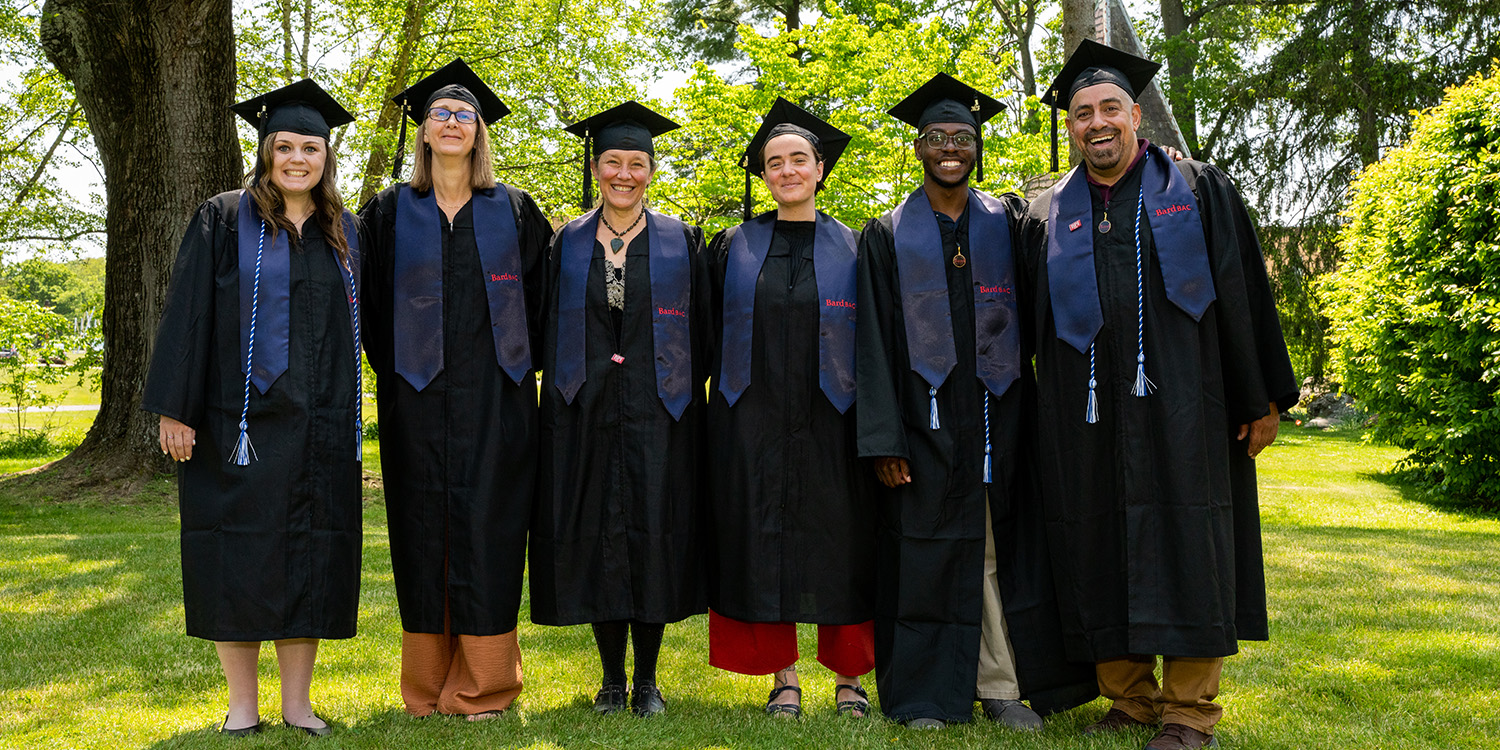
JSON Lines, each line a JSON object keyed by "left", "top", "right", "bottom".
{"left": 232, "top": 0, "right": 673, "bottom": 220}
{"left": 0, "top": 1, "right": 103, "bottom": 255}
{"left": 1321, "top": 64, "right": 1500, "bottom": 508}
{"left": 0, "top": 293, "right": 77, "bottom": 433}
{"left": 660, "top": 4, "right": 1049, "bottom": 237}
{"left": 0, "top": 256, "right": 103, "bottom": 320}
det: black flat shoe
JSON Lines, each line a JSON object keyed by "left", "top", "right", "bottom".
{"left": 284, "top": 714, "right": 332, "bottom": 737}
{"left": 594, "top": 683, "right": 628, "bottom": 715}
{"left": 631, "top": 683, "right": 666, "bottom": 717}
{"left": 219, "top": 715, "right": 262, "bottom": 736}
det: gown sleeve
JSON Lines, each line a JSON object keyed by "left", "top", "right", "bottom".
{"left": 705, "top": 227, "right": 734, "bottom": 393}
{"left": 688, "top": 224, "right": 715, "bottom": 388}
{"left": 1198, "top": 167, "right": 1299, "bottom": 413}
{"left": 356, "top": 191, "right": 392, "bottom": 370}
{"left": 512, "top": 187, "right": 554, "bottom": 364}
{"left": 141, "top": 199, "right": 226, "bottom": 426}
{"left": 855, "top": 218, "right": 910, "bottom": 460}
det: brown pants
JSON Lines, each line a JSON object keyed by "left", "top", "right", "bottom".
{"left": 401, "top": 629, "right": 524, "bottom": 717}
{"left": 1096, "top": 654, "right": 1223, "bottom": 733}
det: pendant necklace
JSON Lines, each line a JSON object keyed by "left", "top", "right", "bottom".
{"left": 952, "top": 240, "right": 967, "bottom": 268}
{"left": 1098, "top": 184, "right": 1113, "bottom": 234}
{"left": 601, "top": 206, "right": 646, "bottom": 254}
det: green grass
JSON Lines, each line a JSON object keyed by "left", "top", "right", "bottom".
{"left": 0, "top": 429, "right": 1497, "bottom": 749}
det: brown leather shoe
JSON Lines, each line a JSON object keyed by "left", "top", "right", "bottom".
{"left": 1085, "top": 708, "right": 1152, "bottom": 734}
{"left": 1144, "top": 723, "right": 1218, "bottom": 749}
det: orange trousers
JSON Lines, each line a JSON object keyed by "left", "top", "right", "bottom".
{"left": 400, "top": 629, "right": 523, "bottom": 717}
{"left": 707, "top": 610, "right": 875, "bottom": 676}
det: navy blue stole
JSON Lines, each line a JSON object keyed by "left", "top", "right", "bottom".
{"left": 890, "top": 187, "right": 1020, "bottom": 398}
{"left": 554, "top": 208, "right": 695, "bottom": 420}
{"left": 1045, "top": 144, "right": 1216, "bottom": 354}
{"left": 392, "top": 185, "right": 528, "bottom": 391}
{"left": 718, "top": 211, "right": 858, "bottom": 413}
{"left": 237, "top": 190, "right": 290, "bottom": 394}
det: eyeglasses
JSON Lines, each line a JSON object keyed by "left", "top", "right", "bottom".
{"left": 919, "top": 131, "right": 978, "bottom": 149}
{"left": 428, "top": 108, "right": 478, "bottom": 124}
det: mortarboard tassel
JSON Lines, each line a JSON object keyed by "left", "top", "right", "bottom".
{"left": 972, "top": 96, "right": 984, "bottom": 183}
{"left": 581, "top": 131, "right": 592, "bottom": 210}
{"left": 929, "top": 385, "right": 941, "bottom": 430}
{"left": 1050, "top": 93, "right": 1059, "bottom": 173}
{"left": 982, "top": 390, "right": 992, "bottom": 483}
{"left": 391, "top": 103, "right": 409, "bottom": 180}
{"left": 742, "top": 157, "right": 753, "bottom": 222}
{"left": 1085, "top": 344, "right": 1099, "bottom": 425}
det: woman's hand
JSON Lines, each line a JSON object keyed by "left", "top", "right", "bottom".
{"left": 160, "top": 415, "right": 196, "bottom": 462}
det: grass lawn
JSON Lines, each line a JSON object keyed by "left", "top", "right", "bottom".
{"left": 0, "top": 430, "right": 1496, "bottom": 749}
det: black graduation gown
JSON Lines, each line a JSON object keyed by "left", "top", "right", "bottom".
{"left": 705, "top": 217, "right": 875, "bottom": 625}
{"left": 1016, "top": 159, "right": 1298, "bottom": 662}
{"left": 143, "top": 190, "right": 362, "bottom": 642}
{"left": 856, "top": 192, "right": 1094, "bottom": 722}
{"left": 531, "top": 219, "right": 712, "bottom": 626}
{"left": 358, "top": 184, "right": 551, "bottom": 636}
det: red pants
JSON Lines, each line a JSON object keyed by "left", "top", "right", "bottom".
{"left": 708, "top": 610, "right": 875, "bottom": 676}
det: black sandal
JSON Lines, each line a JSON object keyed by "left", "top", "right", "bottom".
{"left": 835, "top": 683, "right": 869, "bottom": 717}
{"left": 764, "top": 684, "right": 802, "bottom": 718}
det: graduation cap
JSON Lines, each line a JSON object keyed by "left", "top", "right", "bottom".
{"left": 230, "top": 79, "right": 355, "bottom": 184}
{"left": 739, "top": 97, "right": 852, "bottom": 221}
{"left": 388, "top": 58, "right": 511, "bottom": 180}
{"left": 1040, "top": 39, "right": 1162, "bottom": 172}
{"left": 564, "top": 101, "right": 680, "bottom": 210}
{"left": 886, "top": 73, "right": 1005, "bottom": 183}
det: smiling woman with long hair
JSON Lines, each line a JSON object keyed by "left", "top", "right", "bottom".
{"left": 530, "top": 101, "right": 712, "bottom": 718}
{"left": 142, "top": 79, "right": 362, "bottom": 738}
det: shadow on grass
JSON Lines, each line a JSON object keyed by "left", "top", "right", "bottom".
{"left": 1359, "top": 466, "right": 1500, "bottom": 521}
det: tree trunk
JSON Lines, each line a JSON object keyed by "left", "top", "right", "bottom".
{"left": 280, "top": 0, "right": 295, "bottom": 83}
{"left": 40, "top": 0, "right": 241, "bottom": 488}
{"left": 356, "top": 0, "right": 429, "bottom": 206}
{"left": 1060, "top": 0, "right": 1095, "bottom": 61}
{"left": 1159, "top": 0, "right": 1199, "bottom": 154}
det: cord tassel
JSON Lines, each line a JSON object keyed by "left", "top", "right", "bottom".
{"left": 341, "top": 256, "right": 363, "bottom": 463}
{"left": 929, "top": 385, "right": 940, "bottom": 430}
{"left": 355, "top": 419, "right": 364, "bottom": 461}
{"left": 233, "top": 419, "right": 256, "bottom": 466}
{"left": 1132, "top": 356, "right": 1156, "bottom": 397}
{"left": 982, "top": 390, "right": 992, "bottom": 483}
{"left": 1084, "top": 343, "right": 1099, "bottom": 424}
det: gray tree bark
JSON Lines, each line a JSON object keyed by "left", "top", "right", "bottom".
{"left": 40, "top": 0, "right": 241, "bottom": 484}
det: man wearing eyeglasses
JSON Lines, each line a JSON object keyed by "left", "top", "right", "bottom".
{"left": 855, "top": 74, "right": 1096, "bottom": 730}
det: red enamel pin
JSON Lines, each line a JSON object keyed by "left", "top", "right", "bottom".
{"left": 1069, "top": 219, "right": 1083, "bottom": 231}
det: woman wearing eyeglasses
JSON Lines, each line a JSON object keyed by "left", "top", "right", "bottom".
{"left": 359, "top": 59, "right": 552, "bottom": 720}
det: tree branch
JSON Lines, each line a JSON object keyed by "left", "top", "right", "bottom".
{"left": 1, "top": 228, "right": 104, "bottom": 244}
{"left": 13, "top": 101, "right": 80, "bottom": 206}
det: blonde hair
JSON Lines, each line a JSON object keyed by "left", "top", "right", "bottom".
{"left": 409, "top": 115, "right": 497, "bottom": 192}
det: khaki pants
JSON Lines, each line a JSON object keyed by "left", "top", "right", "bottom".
{"left": 1096, "top": 654, "right": 1223, "bottom": 733}
{"left": 401, "top": 629, "right": 524, "bottom": 717}
{"left": 976, "top": 500, "right": 1021, "bottom": 700}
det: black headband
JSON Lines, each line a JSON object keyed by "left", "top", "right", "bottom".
{"left": 1068, "top": 66, "right": 1137, "bottom": 105}
{"left": 424, "top": 84, "right": 483, "bottom": 118}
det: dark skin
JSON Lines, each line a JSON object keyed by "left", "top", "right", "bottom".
{"left": 1068, "top": 82, "right": 1278, "bottom": 457}
{"left": 873, "top": 122, "right": 977, "bottom": 488}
